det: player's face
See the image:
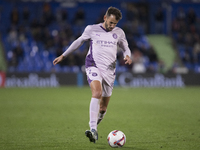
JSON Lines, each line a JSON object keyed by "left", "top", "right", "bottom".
{"left": 104, "top": 14, "right": 119, "bottom": 31}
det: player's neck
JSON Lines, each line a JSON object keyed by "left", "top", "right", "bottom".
{"left": 102, "top": 22, "right": 106, "bottom": 30}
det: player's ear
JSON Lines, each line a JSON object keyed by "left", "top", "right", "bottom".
{"left": 103, "top": 15, "right": 107, "bottom": 21}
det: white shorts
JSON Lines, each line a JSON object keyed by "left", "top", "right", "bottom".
{"left": 85, "top": 67, "right": 115, "bottom": 97}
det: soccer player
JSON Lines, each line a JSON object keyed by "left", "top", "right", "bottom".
{"left": 53, "top": 6, "right": 132, "bottom": 143}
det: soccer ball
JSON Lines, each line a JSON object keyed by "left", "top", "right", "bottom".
{"left": 107, "top": 130, "right": 126, "bottom": 148}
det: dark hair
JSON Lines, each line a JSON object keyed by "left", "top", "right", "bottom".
{"left": 105, "top": 6, "right": 122, "bottom": 21}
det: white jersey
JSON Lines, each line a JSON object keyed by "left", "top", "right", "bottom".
{"left": 62, "top": 23, "right": 131, "bottom": 86}
{"left": 83, "top": 23, "right": 131, "bottom": 71}
{"left": 63, "top": 23, "right": 131, "bottom": 70}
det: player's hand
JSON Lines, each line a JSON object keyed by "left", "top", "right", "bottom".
{"left": 124, "top": 55, "right": 132, "bottom": 65}
{"left": 53, "top": 55, "right": 65, "bottom": 65}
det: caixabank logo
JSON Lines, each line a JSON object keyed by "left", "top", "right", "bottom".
{"left": 0, "top": 72, "right": 5, "bottom": 87}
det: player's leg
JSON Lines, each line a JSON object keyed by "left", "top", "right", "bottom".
{"left": 85, "top": 67, "right": 102, "bottom": 143}
{"left": 89, "top": 80, "right": 102, "bottom": 130}
{"left": 85, "top": 80, "right": 101, "bottom": 143}
{"left": 97, "top": 80, "right": 113, "bottom": 125}
{"left": 97, "top": 96, "right": 110, "bottom": 125}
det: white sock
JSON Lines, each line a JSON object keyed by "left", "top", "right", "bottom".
{"left": 89, "top": 98, "right": 100, "bottom": 131}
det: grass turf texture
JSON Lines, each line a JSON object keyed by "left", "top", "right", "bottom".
{"left": 0, "top": 87, "right": 200, "bottom": 150}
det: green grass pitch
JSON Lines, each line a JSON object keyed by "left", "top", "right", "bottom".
{"left": 0, "top": 87, "right": 200, "bottom": 150}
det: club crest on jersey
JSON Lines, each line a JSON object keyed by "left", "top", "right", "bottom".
{"left": 92, "top": 73, "right": 97, "bottom": 76}
{"left": 112, "top": 33, "right": 117, "bottom": 39}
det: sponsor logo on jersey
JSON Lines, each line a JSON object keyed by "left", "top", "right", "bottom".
{"left": 96, "top": 40, "right": 117, "bottom": 45}
{"left": 96, "top": 34, "right": 100, "bottom": 37}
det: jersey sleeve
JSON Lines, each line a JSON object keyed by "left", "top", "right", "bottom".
{"left": 80, "top": 25, "right": 92, "bottom": 40}
{"left": 118, "top": 29, "right": 131, "bottom": 58}
{"left": 62, "top": 25, "right": 91, "bottom": 57}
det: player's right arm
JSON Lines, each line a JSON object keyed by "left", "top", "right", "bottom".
{"left": 53, "top": 25, "right": 91, "bottom": 65}
{"left": 53, "top": 54, "right": 65, "bottom": 65}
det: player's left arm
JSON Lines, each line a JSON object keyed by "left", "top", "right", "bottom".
{"left": 118, "top": 29, "right": 132, "bottom": 65}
